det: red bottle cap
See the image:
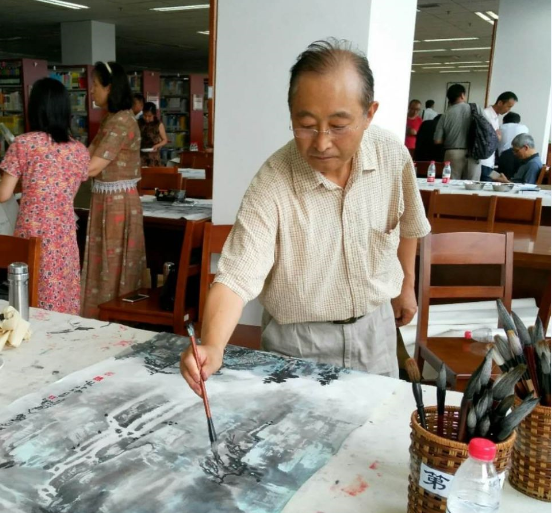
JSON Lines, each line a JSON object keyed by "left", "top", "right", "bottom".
{"left": 430, "top": 160, "right": 435, "bottom": 164}
{"left": 444, "top": 161, "right": 450, "bottom": 165}
{"left": 468, "top": 438, "right": 497, "bottom": 461}
{"left": 464, "top": 331, "right": 472, "bottom": 339}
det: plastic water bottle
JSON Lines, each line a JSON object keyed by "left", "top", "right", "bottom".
{"left": 464, "top": 328, "right": 493, "bottom": 343}
{"left": 427, "top": 161, "right": 436, "bottom": 184}
{"left": 446, "top": 438, "right": 501, "bottom": 513}
{"left": 442, "top": 161, "right": 452, "bottom": 185}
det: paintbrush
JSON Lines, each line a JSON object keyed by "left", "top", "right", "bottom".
{"left": 496, "top": 299, "right": 516, "bottom": 333}
{"left": 535, "top": 340, "right": 551, "bottom": 406}
{"left": 512, "top": 311, "right": 531, "bottom": 347}
{"left": 436, "top": 364, "right": 447, "bottom": 437}
{"left": 405, "top": 358, "right": 427, "bottom": 430}
{"left": 186, "top": 323, "right": 219, "bottom": 455}
{"left": 490, "top": 345, "right": 508, "bottom": 373}
{"left": 493, "top": 335, "right": 513, "bottom": 371}
{"left": 467, "top": 405, "right": 477, "bottom": 439}
{"left": 492, "top": 364, "right": 527, "bottom": 402}
{"left": 507, "top": 331, "right": 534, "bottom": 396}
{"left": 496, "top": 395, "right": 540, "bottom": 441}
{"left": 458, "top": 351, "right": 492, "bottom": 442}
{"left": 533, "top": 317, "right": 545, "bottom": 344}
{"left": 490, "top": 394, "right": 515, "bottom": 432}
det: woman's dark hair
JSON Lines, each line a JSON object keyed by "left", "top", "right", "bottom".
{"left": 28, "top": 77, "right": 71, "bottom": 143}
{"left": 143, "top": 101, "right": 158, "bottom": 119}
{"left": 446, "top": 83, "right": 466, "bottom": 104}
{"left": 288, "top": 38, "right": 374, "bottom": 114}
{"left": 93, "top": 61, "right": 133, "bottom": 113}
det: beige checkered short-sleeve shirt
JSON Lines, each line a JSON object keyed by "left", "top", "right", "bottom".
{"left": 215, "top": 125, "right": 431, "bottom": 324}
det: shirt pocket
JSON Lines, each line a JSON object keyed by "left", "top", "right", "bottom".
{"left": 369, "top": 223, "right": 401, "bottom": 278}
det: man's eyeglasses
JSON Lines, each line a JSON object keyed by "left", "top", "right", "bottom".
{"left": 290, "top": 125, "right": 362, "bottom": 140}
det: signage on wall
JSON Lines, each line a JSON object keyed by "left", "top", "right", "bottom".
{"left": 192, "top": 94, "right": 204, "bottom": 111}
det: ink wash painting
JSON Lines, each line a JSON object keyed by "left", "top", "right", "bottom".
{"left": 0, "top": 333, "right": 376, "bottom": 513}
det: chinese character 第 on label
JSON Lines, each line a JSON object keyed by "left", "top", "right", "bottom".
{"left": 419, "top": 462, "right": 454, "bottom": 498}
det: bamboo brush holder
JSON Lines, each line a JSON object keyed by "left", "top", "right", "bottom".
{"left": 408, "top": 406, "right": 515, "bottom": 513}
{"left": 509, "top": 396, "right": 551, "bottom": 501}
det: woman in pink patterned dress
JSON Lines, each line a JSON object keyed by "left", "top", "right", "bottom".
{"left": 0, "top": 78, "right": 90, "bottom": 314}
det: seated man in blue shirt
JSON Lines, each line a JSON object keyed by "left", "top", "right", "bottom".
{"left": 496, "top": 133, "right": 543, "bottom": 184}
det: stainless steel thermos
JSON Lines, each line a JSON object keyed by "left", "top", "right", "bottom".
{"left": 8, "top": 262, "right": 29, "bottom": 321}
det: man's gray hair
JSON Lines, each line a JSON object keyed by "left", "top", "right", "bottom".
{"left": 512, "top": 133, "right": 535, "bottom": 149}
{"left": 288, "top": 38, "right": 375, "bottom": 113}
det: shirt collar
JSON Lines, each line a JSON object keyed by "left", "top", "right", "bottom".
{"left": 291, "top": 130, "right": 378, "bottom": 195}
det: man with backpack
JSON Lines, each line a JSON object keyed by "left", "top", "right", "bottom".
{"left": 434, "top": 84, "right": 484, "bottom": 180}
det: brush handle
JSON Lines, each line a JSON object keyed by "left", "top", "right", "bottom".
{"left": 412, "top": 383, "right": 427, "bottom": 430}
{"left": 189, "top": 332, "right": 215, "bottom": 425}
{"left": 207, "top": 417, "right": 218, "bottom": 444}
{"left": 457, "top": 399, "right": 471, "bottom": 443}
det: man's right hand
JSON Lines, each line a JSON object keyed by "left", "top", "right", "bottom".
{"left": 180, "top": 344, "right": 224, "bottom": 397}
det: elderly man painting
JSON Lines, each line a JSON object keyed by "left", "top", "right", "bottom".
{"left": 496, "top": 133, "right": 543, "bottom": 184}
{"left": 181, "top": 39, "right": 430, "bottom": 395}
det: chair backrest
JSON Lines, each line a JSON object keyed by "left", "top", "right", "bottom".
{"left": 416, "top": 231, "right": 514, "bottom": 343}
{"left": 0, "top": 235, "right": 41, "bottom": 307}
{"left": 419, "top": 189, "right": 436, "bottom": 214}
{"left": 139, "top": 167, "right": 184, "bottom": 195}
{"left": 172, "top": 219, "right": 207, "bottom": 333}
{"left": 199, "top": 223, "right": 233, "bottom": 322}
{"left": 495, "top": 196, "right": 542, "bottom": 226}
{"left": 415, "top": 161, "right": 444, "bottom": 178}
{"left": 428, "top": 192, "right": 497, "bottom": 231}
{"left": 179, "top": 151, "right": 214, "bottom": 170}
{"left": 186, "top": 179, "right": 213, "bottom": 199}
{"left": 536, "top": 165, "right": 549, "bottom": 186}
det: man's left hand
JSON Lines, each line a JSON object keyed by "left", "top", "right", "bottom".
{"left": 391, "top": 286, "right": 418, "bottom": 327}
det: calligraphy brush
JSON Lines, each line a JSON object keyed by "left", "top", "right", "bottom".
{"left": 186, "top": 323, "right": 219, "bottom": 455}
{"left": 507, "top": 331, "right": 535, "bottom": 396}
{"left": 436, "top": 364, "right": 447, "bottom": 437}
{"left": 496, "top": 299, "right": 516, "bottom": 333}
{"left": 496, "top": 395, "right": 539, "bottom": 441}
{"left": 405, "top": 358, "right": 427, "bottom": 430}
{"left": 535, "top": 340, "right": 551, "bottom": 406}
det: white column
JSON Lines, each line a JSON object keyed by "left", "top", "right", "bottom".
{"left": 489, "top": 0, "right": 551, "bottom": 157}
{"left": 61, "top": 21, "right": 116, "bottom": 65}
{"left": 213, "top": 0, "right": 417, "bottom": 324}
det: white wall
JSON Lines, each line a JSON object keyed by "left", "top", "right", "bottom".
{"left": 409, "top": 72, "right": 488, "bottom": 114}
{"left": 213, "top": 0, "right": 416, "bottom": 324}
{"left": 489, "top": 0, "right": 551, "bottom": 156}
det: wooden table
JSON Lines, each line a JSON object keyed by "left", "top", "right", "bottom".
{"left": 0, "top": 302, "right": 548, "bottom": 513}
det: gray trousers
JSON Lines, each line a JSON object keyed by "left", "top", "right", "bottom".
{"left": 261, "top": 302, "right": 398, "bottom": 378}
{"left": 445, "top": 149, "right": 481, "bottom": 180}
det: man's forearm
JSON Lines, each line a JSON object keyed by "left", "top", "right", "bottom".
{"left": 201, "top": 282, "right": 245, "bottom": 351}
{"left": 397, "top": 236, "right": 418, "bottom": 288}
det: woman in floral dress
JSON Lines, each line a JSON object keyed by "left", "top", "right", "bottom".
{"left": 81, "top": 61, "right": 146, "bottom": 319}
{"left": 138, "top": 102, "right": 168, "bottom": 167}
{"left": 0, "top": 78, "right": 90, "bottom": 314}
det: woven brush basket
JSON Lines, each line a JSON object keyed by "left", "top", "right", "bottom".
{"left": 408, "top": 406, "right": 516, "bottom": 513}
{"left": 509, "top": 396, "right": 551, "bottom": 501}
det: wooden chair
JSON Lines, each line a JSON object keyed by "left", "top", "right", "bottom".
{"left": 186, "top": 179, "right": 213, "bottom": 199}
{"left": 414, "top": 231, "right": 514, "bottom": 391}
{"left": 199, "top": 222, "right": 261, "bottom": 349}
{"left": 415, "top": 161, "right": 444, "bottom": 179}
{"left": 138, "top": 167, "right": 184, "bottom": 195}
{"left": 98, "top": 219, "right": 206, "bottom": 335}
{"left": 536, "top": 165, "right": 550, "bottom": 186}
{"left": 495, "top": 197, "right": 542, "bottom": 227}
{"left": 428, "top": 192, "right": 497, "bottom": 231}
{"left": 0, "top": 235, "right": 41, "bottom": 307}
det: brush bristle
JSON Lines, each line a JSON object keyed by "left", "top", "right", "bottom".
{"left": 491, "top": 346, "right": 505, "bottom": 367}
{"left": 497, "top": 299, "right": 516, "bottom": 333}
{"left": 405, "top": 358, "right": 421, "bottom": 383}
{"left": 507, "top": 331, "right": 524, "bottom": 358}
{"left": 437, "top": 364, "right": 447, "bottom": 390}
{"left": 534, "top": 317, "right": 545, "bottom": 343}
{"left": 512, "top": 311, "right": 531, "bottom": 346}
{"left": 494, "top": 334, "right": 513, "bottom": 362}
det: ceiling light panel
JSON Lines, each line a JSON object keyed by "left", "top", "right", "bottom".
{"left": 486, "top": 11, "right": 499, "bottom": 20}
{"left": 451, "top": 47, "right": 491, "bottom": 51}
{"left": 34, "top": 0, "right": 89, "bottom": 9}
{"left": 423, "top": 37, "right": 479, "bottom": 42}
{"left": 413, "top": 49, "right": 446, "bottom": 53}
{"left": 150, "top": 4, "right": 209, "bottom": 12}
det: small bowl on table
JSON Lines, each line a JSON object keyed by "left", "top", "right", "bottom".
{"left": 463, "top": 181, "right": 486, "bottom": 191}
{"left": 491, "top": 182, "right": 515, "bottom": 192}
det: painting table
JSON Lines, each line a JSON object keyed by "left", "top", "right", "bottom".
{"left": 0, "top": 302, "right": 548, "bottom": 513}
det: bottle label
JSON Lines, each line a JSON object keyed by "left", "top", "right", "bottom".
{"left": 427, "top": 175, "right": 435, "bottom": 183}
{"left": 442, "top": 176, "right": 449, "bottom": 184}
{"left": 419, "top": 462, "right": 506, "bottom": 499}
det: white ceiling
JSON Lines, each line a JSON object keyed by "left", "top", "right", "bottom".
{"left": 0, "top": 0, "right": 498, "bottom": 74}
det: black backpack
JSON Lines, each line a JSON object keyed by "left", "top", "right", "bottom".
{"left": 468, "top": 103, "right": 499, "bottom": 160}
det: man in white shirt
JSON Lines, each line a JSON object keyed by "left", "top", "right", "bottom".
{"left": 480, "top": 91, "right": 518, "bottom": 181}
{"left": 422, "top": 100, "right": 438, "bottom": 121}
{"left": 498, "top": 112, "right": 529, "bottom": 155}
{"left": 132, "top": 93, "right": 144, "bottom": 120}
